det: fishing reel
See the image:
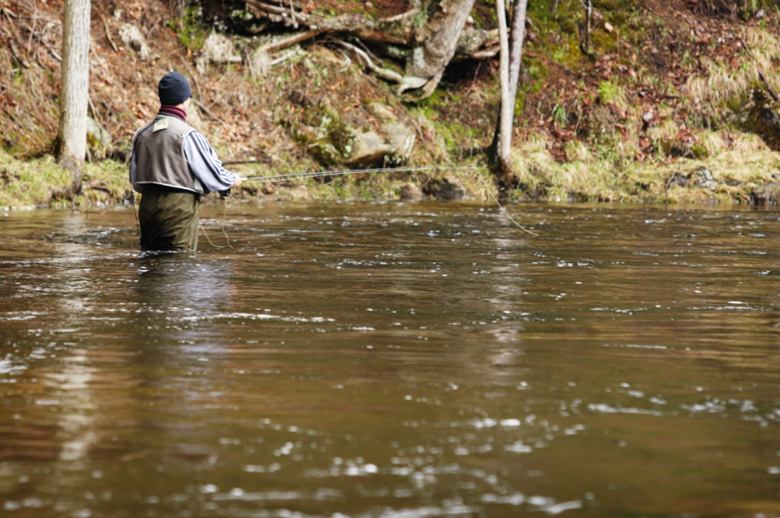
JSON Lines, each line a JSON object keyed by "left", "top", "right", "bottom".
{"left": 219, "top": 188, "right": 230, "bottom": 198}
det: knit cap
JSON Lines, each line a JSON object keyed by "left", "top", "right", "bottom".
{"left": 158, "top": 71, "right": 192, "bottom": 106}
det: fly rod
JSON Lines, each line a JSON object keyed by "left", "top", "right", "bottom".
{"left": 219, "top": 166, "right": 476, "bottom": 196}
{"left": 219, "top": 165, "right": 537, "bottom": 236}
{"left": 240, "top": 165, "right": 479, "bottom": 183}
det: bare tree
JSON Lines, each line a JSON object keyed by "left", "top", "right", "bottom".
{"left": 55, "top": 0, "right": 91, "bottom": 193}
{"left": 405, "top": 0, "right": 477, "bottom": 99}
{"left": 492, "top": 0, "right": 529, "bottom": 173}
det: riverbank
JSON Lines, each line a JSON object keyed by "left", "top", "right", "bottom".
{"left": 3, "top": 143, "right": 780, "bottom": 210}
{"left": 3, "top": 0, "right": 780, "bottom": 209}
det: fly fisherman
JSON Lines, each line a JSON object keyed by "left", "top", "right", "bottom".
{"left": 130, "top": 71, "right": 244, "bottom": 251}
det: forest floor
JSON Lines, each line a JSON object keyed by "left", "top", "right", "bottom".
{"left": 2, "top": 0, "right": 780, "bottom": 209}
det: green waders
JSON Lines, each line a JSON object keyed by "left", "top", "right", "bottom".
{"left": 138, "top": 191, "right": 200, "bottom": 251}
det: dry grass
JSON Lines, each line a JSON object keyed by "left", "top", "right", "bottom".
{"left": 501, "top": 129, "right": 780, "bottom": 205}
{"left": 686, "top": 28, "right": 780, "bottom": 107}
{"left": 0, "top": 151, "right": 131, "bottom": 209}
{"left": 649, "top": 119, "right": 680, "bottom": 148}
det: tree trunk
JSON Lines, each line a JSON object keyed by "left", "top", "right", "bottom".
{"left": 406, "top": 0, "right": 476, "bottom": 99}
{"left": 491, "top": 0, "right": 528, "bottom": 173}
{"left": 56, "top": 0, "right": 91, "bottom": 193}
{"left": 506, "top": 0, "right": 528, "bottom": 120}
{"left": 496, "top": 0, "right": 510, "bottom": 168}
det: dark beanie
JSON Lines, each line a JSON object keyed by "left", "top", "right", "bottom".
{"left": 158, "top": 71, "right": 192, "bottom": 106}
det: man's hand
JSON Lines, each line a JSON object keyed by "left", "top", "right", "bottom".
{"left": 232, "top": 174, "right": 245, "bottom": 188}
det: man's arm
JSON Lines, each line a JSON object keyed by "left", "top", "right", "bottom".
{"left": 182, "top": 132, "right": 243, "bottom": 193}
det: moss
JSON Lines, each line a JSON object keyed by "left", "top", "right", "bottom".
{"left": 169, "top": 6, "right": 208, "bottom": 51}
{"left": 551, "top": 37, "right": 583, "bottom": 67}
{"left": 590, "top": 31, "right": 618, "bottom": 54}
{"left": 597, "top": 80, "right": 626, "bottom": 106}
{"left": 0, "top": 151, "right": 130, "bottom": 209}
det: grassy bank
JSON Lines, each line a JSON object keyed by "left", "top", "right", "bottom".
{"left": 3, "top": 143, "right": 780, "bottom": 210}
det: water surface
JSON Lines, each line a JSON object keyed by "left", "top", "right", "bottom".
{"left": 1, "top": 202, "right": 779, "bottom": 517}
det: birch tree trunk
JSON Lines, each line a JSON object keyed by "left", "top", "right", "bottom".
{"left": 492, "top": 0, "right": 528, "bottom": 172}
{"left": 506, "top": 0, "right": 528, "bottom": 125}
{"left": 496, "top": 0, "right": 511, "bottom": 167}
{"left": 406, "top": 0, "right": 476, "bottom": 99}
{"left": 56, "top": 0, "right": 91, "bottom": 192}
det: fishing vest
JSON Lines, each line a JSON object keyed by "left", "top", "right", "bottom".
{"left": 132, "top": 115, "right": 205, "bottom": 194}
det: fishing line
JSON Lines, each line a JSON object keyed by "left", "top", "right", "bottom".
{"left": 471, "top": 171, "right": 538, "bottom": 236}
{"left": 131, "top": 192, "right": 140, "bottom": 237}
{"left": 239, "top": 165, "right": 537, "bottom": 236}
{"left": 201, "top": 197, "right": 233, "bottom": 249}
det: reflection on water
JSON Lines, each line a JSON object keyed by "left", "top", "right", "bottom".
{"left": 1, "top": 204, "right": 779, "bottom": 517}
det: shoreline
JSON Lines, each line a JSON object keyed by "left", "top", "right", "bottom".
{"left": 3, "top": 147, "right": 780, "bottom": 210}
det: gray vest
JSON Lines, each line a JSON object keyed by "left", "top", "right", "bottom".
{"left": 132, "top": 115, "right": 205, "bottom": 193}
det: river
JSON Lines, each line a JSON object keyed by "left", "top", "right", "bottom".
{"left": 0, "top": 202, "right": 778, "bottom": 517}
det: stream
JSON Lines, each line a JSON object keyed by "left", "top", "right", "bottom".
{"left": 1, "top": 202, "right": 779, "bottom": 517}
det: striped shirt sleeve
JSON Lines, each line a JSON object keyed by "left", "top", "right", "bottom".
{"left": 182, "top": 131, "right": 236, "bottom": 193}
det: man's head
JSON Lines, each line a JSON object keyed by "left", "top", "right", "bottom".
{"left": 158, "top": 71, "right": 192, "bottom": 107}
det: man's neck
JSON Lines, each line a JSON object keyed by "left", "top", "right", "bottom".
{"left": 159, "top": 105, "right": 187, "bottom": 122}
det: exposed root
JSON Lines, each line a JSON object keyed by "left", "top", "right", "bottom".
{"left": 335, "top": 41, "right": 426, "bottom": 95}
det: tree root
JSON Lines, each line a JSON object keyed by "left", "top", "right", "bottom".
{"left": 335, "top": 41, "right": 426, "bottom": 95}
{"left": 232, "top": 0, "right": 500, "bottom": 99}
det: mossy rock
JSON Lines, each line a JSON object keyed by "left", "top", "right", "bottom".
{"left": 746, "top": 89, "right": 780, "bottom": 152}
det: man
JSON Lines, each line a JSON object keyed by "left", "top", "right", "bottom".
{"left": 130, "top": 71, "right": 243, "bottom": 251}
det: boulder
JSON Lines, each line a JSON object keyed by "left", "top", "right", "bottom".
{"left": 119, "top": 23, "right": 151, "bottom": 60}
{"left": 424, "top": 174, "right": 469, "bottom": 201}
{"left": 347, "top": 131, "right": 393, "bottom": 167}
{"left": 693, "top": 166, "right": 717, "bottom": 190}
{"left": 666, "top": 171, "right": 689, "bottom": 188}
{"left": 751, "top": 182, "right": 780, "bottom": 205}
{"left": 399, "top": 183, "right": 423, "bottom": 201}
{"left": 366, "top": 102, "right": 416, "bottom": 164}
{"left": 747, "top": 89, "right": 780, "bottom": 152}
{"left": 383, "top": 122, "right": 416, "bottom": 164}
{"left": 86, "top": 117, "right": 112, "bottom": 148}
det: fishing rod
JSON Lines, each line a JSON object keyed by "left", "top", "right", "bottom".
{"left": 219, "top": 166, "right": 477, "bottom": 196}
{"left": 242, "top": 165, "right": 478, "bottom": 182}
{"left": 218, "top": 164, "right": 537, "bottom": 236}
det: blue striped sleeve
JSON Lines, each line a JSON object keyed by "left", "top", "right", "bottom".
{"left": 182, "top": 131, "right": 236, "bottom": 193}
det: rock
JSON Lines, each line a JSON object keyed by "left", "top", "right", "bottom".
{"left": 751, "top": 182, "right": 780, "bottom": 205}
{"left": 305, "top": 135, "right": 342, "bottom": 166}
{"left": 347, "top": 131, "right": 393, "bottom": 167}
{"left": 747, "top": 89, "right": 780, "bottom": 152}
{"left": 197, "top": 33, "right": 241, "bottom": 74}
{"left": 693, "top": 167, "right": 717, "bottom": 190}
{"left": 424, "top": 174, "right": 469, "bottom": 201}
{"left": 287, "top": 185, "right": 310, "bottom": 200}
{"left": 86, "top": 117, "right": 111, "bottom": 148}
{"left": 119, "top": 23, "right": 151, "bottom": 60}
{"left": 399, "top": 183, "right": 423, "bottom": 201}
{"left": 666, "top": 172, "right": 689, "bottom": 188}
{"left": 366, "top": 102, "right": 398, "bottom": 122}
{"left": 241, "top": 182, "right": 258, "bottom": 196}
{"left": 262, "top": 183, "right": 274, "bottom": 195}
{"left": 382, "top": 122, "right": 416, "bottom": 164}
{"left": 366, "top": 103, "right": 416, "bottom": 164}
